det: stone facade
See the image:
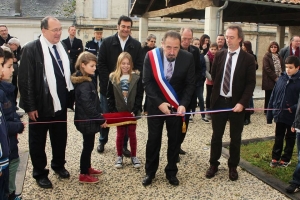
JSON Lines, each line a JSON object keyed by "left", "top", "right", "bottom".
{"left": 74, "top": 0, "right": 293, "bottom": 86}
{"left": 0, "top": 0, "right": 295, "bottom": 86}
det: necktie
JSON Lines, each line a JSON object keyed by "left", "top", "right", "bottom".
{"left": 52, "top": 45, "right": 64, "bottom": 74}
{"left": 222, "top": 52, "right": 236, "bottom": 95}
{"left": 166, "top": 62, "right": 173, "bottom": 81}
{"left": 70, "top": 39, "right": 73, "bottom": 47}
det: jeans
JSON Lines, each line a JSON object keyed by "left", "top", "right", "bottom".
{"left": 99, "top": 93, "right": 128, "bottom": 148}
{"left": 290, "top": 132, "right": 300, "bottom": 185}
{"left": 116, "top": 124, "right": 137, "bottom": 157}
{"left": 195, "top": 84, "right": 205, "bottom": 118}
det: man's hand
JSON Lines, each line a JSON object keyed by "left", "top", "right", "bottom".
{"left": 101, "top": 121, "right": 108, "bottom": 128}
{"left": 232, "top": 103, "right": 244, "bottom": 112}
{"left": 28, "top": 110, "right": 38, "bottom": 121}
{"left": 177, "top": 106, "right": 186, "bottom": 116}
{"left": 158, "top": 102, "right": 171, "bottom": 115}
{"left": 292, "top": 127, "right": 296, "bottom": 132}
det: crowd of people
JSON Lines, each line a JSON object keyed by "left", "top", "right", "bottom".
{"left": 1, "top": 14, "right": 300, "bottom": 199}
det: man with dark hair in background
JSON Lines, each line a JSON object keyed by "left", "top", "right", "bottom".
{"left": 216, "top": 34, "right": 227, "bottom": 50}
{"left": 62, "top": 25, "right": 83, "bottom": 73}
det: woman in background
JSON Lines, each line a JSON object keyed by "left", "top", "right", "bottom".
{"left": 262, "top": 41, "right": 285, "bottom": 115}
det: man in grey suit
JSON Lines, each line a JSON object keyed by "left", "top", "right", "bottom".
{"left": 205, "top": 25, "right": 256, "bottom": 181}
{"left": 142, "top": 31, "right": 195, "bottom": 186}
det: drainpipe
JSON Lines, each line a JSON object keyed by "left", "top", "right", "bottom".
{"left": 256, "top": 24, "right": 259, "bottom": 55}
{"left": 14, "top": 0, "right": 21, "bottom": 16}
{"left": 216, "top": 0, "right": 229, "bottom": 36}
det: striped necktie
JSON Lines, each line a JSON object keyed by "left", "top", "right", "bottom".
{"left": 222, "top": 52, "right": 236, "bottom": 95}
{"left": 166, "top": 62, "right": 173, "bottom": 81}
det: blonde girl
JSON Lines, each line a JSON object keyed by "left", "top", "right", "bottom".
{"left": 107, "top": 52, "right": 143, "bottom": 168}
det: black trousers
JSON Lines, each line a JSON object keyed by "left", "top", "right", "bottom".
{"left": 11, "top": 75, "right": 18, "bottom": 106}
{"left": 29, "top": 111, "right": 67, "bottom": 179}
{"left": 272, "top": 122, "right": 296, "bottom": 162}
{"left": 264, "top": 89, "right": 273, "bottom": 114}
{"left": 206, "top": 84, "right": 213, "bottom": 109}
{"left": 80, "top": 133, "right": 95, "bottom": 174}
{"left": 145, "top": 115, "right": 182, "bottom": 178}
{"left": 210, "top": 96, "right": 245, "bottom": 167}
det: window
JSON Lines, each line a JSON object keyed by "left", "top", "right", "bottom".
{"left": 93, "top": 0, "right": 108, "bottom": 19}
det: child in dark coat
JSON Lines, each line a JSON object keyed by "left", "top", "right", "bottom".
{"left": 267, "top": 55, "right": 300, "bottom": 168}
{"left": 0, "top": 46, "right": 10, "bottom": 200}
{"left": 0, "top": 47, "right": 24, "bottom": 200}
{"left": 71, "top": 52, "right": 107, "bottom": 184}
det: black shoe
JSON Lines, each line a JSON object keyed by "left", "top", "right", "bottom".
{"left": 122, "top": 148, "right": 131, "bottom": 158}
{"left": 36, "top": 177, "right": 53, "bottom": 188}
{"left": 244, "top": 119, "right": 250, "bottom": 125}
{"left": 205, "top": 165, "right": 218, "bottom": 179}
{"left": 229, "top": 167, "right": 238, "bottom": 181}
{"left": 142, "top": 175, "right": 153, "bottom": 186}
{"left": 54, "top": 168, "right": 70, "bottom": 179}
{"left": 179, "top": 148, "right": 186, "bottom": 155}
{"left": 97, "top": 143, "right": 104, "bottom": 153}
{"left": 166, "top": 176, "right": 179, "bottom": 186}
{"left": 286, "top": 183, "right": 300, "bottom": 193}
{"left": 177, "top": 156, "right": 180, "bottom": 163}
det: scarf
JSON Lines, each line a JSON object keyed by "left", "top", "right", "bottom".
{"left": 272, "top": 53, "right": 282, "bottom": 77}
{"left": 290, "top": 43, "right": 300, "bottom": 57}
{"left": 39, "top": 34, "right": 74, "bottom": 112}
{"left": 207, "top": 50, "right": 215, "bottom": 64}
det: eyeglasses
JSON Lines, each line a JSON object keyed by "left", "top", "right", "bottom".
{"left": 270, "top": 46, "right": 278, "bottom": 48}
{"left": 182, "top": 38, "right": 193, "bottom": 42}
{"left": 46, "top": 27, "right": 63, "bottom": 33}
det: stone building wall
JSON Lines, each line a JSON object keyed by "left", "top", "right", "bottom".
{"left": 0, "top": 0, "right": 292, "bottom": 86}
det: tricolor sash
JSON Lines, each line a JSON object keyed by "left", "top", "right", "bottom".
{"left": 148, "top": 48, "right": 179, "bottom": 108}
{"left": 148, "top": 48, "right": 186, "bottom": 133}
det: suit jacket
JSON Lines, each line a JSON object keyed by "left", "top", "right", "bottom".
{"left": 210, "top": 49, "right": 256, "bottom": 108}
{"left": 62, "top": 37, "right": 83, "bottom": 61}
{"left": 143, "top": 48, "right": 196, "bottom": 114}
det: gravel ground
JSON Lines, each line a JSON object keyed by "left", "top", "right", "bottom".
{"left": 18, "top": 100, "right": 290, "bottom": 200}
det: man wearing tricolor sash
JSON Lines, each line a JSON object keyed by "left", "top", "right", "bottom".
{"left": 142, "top": 31, "right": 195, "bottom": 186}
